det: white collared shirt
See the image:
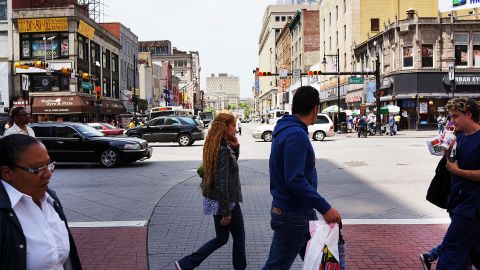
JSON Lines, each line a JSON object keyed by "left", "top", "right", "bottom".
{"left": 1, "top": 181, "right": 70, "bottom": 270}
{"left": 3, "top": 123, "right": 36, "bottom": 137}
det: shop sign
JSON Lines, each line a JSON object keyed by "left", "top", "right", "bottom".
{"left": 346, "top": 93, "right": 362, "bottom": 103}
{"left": 40, "top": 97, "right": 74, "bottom": 107}
{"left": 78, "top": 20, "right": 95, "bottom": 39}
{"left": 420, "top": 102, "right": 428, "bottom": 114}
{"left": 455, "top": 75, "right": 480, "bottom": 85}
{"left": 18, "top": 18, "right": 68, "bottom": 33}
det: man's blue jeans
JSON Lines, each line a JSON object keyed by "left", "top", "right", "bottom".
{"left": 262, "top": 208, "right": 317, "bottom": 270}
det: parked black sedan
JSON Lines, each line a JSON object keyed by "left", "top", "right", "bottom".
{"left": 125, "top": 116, "right": 205, "bottom": 146}
{"left": 30, "top": 122, "right": 152, "bottom": 168}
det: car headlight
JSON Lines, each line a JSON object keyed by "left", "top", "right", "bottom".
{"left": 124, "top": 143, "right": 141, "bottom": 150}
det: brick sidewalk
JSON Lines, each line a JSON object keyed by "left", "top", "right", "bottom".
{"left": 72, "top": 227, "right": 147, "bottom": 270}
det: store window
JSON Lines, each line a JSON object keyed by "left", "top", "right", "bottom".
{"left": 0, "top": 0, "right": 6, "bottom": 20}
{"left": 78, "top": 35, "right": 89, "bottom": 61}
{"left": 403, "top": 46, "right": 413, "bottom": 68}
{"left": 20, "top": 33, "right": 69, "bottom": 60}
{"left": 455, "top": 33, "right": 469, "bottom": 66}
{"left": 112, "top": 53, "right": 119, "bottom": 72}
{"left": 421, "top": 44, "right": 434, "bottom": 67}
{"left": 473, "top": 34, "right": 480, "bottom": 67}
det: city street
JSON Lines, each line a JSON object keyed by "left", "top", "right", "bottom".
{"left": 49, "top": 123, "right": 450, "bottom": 269}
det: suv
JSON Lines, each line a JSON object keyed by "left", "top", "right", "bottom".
{"left": 30, "top": 122, "right": 152, "bottom": 168}
{"left": 125, "top": 116, "right": 205, "bottom": 146}
{"left": 252, "top": 114, "right": 335, "bottom": 142}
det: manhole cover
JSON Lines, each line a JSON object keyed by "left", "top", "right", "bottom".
{"left": 343, "top": 161, "right": 368, "bottom": 168}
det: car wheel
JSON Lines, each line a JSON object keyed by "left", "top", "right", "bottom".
{"left": 178, "top": 134, "right": 192, "bottom": 146}
{"left": 262, "top": 131, "right": 273, "bottom": 142}
{"left": 100, "top": 149, "right": 119, "bottom": 168}
{"left": 313, "top": 131, "right": 326, "bottom": 141}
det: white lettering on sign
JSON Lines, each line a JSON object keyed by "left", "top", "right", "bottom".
{"left": 40, "top": 97, "right": 74, "bottom": 107}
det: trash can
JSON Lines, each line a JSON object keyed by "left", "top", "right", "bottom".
{"left": 340, "top": 122, "right": 348, "bottom": 134}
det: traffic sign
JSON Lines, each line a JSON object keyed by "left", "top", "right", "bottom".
{"left": 21, "top": 75, "right": 29, "bottom": 91}
{"left": 348, "top": 77, "right": 364, "bottom": 84}
{"left": 292, "top": 69, "right": 301, "bottom": 79}
{"left": 448, "top": 64, "right": 455, "bottom": 81}
{"left": 81, "top": 81, "right": 92, "bottom": 90}
{"left": 279, "top": 68, "right": 289, "bottom": 79}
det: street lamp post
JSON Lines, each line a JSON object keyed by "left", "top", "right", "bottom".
{"left": 323, "top": 48, "right": 341, "bottom": 133}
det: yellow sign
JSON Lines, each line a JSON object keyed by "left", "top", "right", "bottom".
{"left": 18, "top": 18, "right": 68, "bottom": 33}
{"left": 78, "top": 20, "right": 95, "bottom": 40}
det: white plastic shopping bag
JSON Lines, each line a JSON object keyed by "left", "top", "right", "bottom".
{"left": 303, "top": 220, "right": 340, "bottom": 270}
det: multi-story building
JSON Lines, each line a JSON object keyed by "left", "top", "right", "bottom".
{"left": 204, "top": 91, "right": 226, "bottom": 111}
{"left": 138, "top": 51, "right": 154, "bottom": 112}
{"left": 257, "top": 3, "right": 317, "bottom": 116}
{"left": 206, "top": 73, "right": 240, "bottom": 107}
{"left": 101, "top": 22, "right": 139, "bottom": 113}
{"left": 354, "top": 13, "right": 480, "bottom": 130}
{"left": 319, "top": 0, "right": 443, "bottom": 109}
{"left": 275, "top": 18, "right": 292, "bottom": 110}
{"left": 139, "top": 41, "right": 201, "bottom": 113}
{"left": 0, "top": 0, "right": 11, "bottom": 113}
{"left": 11, "top": 4, "right": 124, "bottom": 123}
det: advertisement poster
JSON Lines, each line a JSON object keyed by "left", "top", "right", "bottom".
{"left": 439, "top": 0, "right": 480, "bottom": 12}
{"left": 420, "top": 102, "right": 428, "bottom": 114}
{"left": 32, "top": 40, "right": 59, "bottom": 58}
{"left": 366, "top": 81, "right": 376, "bottom": 103}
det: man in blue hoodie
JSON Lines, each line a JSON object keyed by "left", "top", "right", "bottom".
{"left": 262, "top": 86, "right": 341, "bottom": 270}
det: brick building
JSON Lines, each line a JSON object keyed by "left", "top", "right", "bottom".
{"left": 354, "top": 14, "right": 480, "bottom": 130}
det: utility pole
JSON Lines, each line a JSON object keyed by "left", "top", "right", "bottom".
{"left": 375, "top": 51, "right": 382, "bottom": 135}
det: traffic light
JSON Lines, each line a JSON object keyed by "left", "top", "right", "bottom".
{"left": 15, "top": 62, "right": 29, "bottom": 69}
{"left": 308, "top": 70, "right": 321, "bottom": 76}
{"left": 95, "top": 85, "right": 101, "bottom": 101}
{"left": 82, "top": 73, "right": 91, "bottom": 80}
{"left": 374, "top": 90, "right": 386, "bottom": 97}
{"left": 60, "top": 67, "right": 73, "bottom": 75}
{"left": 34, "top": 61, "right": 48, "bottom": 69}
{"left": 257, "top": 71, "right": 272, "bottom": 76}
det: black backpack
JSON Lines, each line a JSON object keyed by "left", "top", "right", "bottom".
{"left": 426, "top": 156, "right": 451, "bottom": 209}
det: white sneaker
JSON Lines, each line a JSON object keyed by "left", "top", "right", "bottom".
{"left": 174, "top": 261, "right": 182, "bottom": 270}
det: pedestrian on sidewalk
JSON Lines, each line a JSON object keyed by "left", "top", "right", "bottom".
{"left": 3, "top": 107, "right": 35, "bottom": 137}
{"left": 437, "top": 114, "right": 446, "bottom": 135}
{"left": 388, "top": 115, "right": 397, "bottom": 136}
{"left": 357, "top": 114, "right": 366, "bottom": 138}
{"left": 0, "top": 134, "right": 82, "bottom": 270}
{"left": 176, "top": 113, "right": 246, "bottom": 270}
{"left": 262, "top": 86, "right": 341, "bottom": 270}
{"left": 236, "top": 117, "right": 242, "bottom": 136}
{"left": 435, "top": 98, "right": 480, "bottom": 270}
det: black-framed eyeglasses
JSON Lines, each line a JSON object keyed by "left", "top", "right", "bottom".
{"left": 12, "top": 162, "right": 56, "bottom": 175}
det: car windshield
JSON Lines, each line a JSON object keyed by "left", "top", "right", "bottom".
{"left": 102, "top": 123, "right": 116, "bottom": 129}
{"left": 179, "top": 117, "right": 198, "bottom": 126}
{"left": 76, "top": 124, "right": 105, "bottom": 137}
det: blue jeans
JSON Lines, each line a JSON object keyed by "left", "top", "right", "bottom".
{"left": 262, "top": 208, "right": 317, "bottom": 270}
{"left": 436, "top": 214, "right": 480, "bottom": 270}
{"left": 178, "top": 204, "right": 246, "bottom": 270}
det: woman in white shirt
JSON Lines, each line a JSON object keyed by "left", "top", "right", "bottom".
{"left": 0, "top": 134, "right": 82, "bottom": 270}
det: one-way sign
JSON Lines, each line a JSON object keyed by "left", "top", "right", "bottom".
{"left": 448, "top": 64, "right": 455, "bottom": 81}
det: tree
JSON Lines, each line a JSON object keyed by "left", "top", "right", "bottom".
{"left": 239, "top": 102, "right": 252, "bottom": 119}
{"left": 228, "top": 104, "right": 238, "bottom": 110}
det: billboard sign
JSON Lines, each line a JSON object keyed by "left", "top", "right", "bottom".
{"left": 439, "top": 0, "right": 480, "bottom": 12}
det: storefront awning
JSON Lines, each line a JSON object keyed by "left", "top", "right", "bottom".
{"left": 32, "top": 96, "right": 95, "bottom": 115}
{"left": 99, "top": 99, "right": 126, "bottom": 115}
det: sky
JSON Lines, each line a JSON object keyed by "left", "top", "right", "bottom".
{"left": 104, "top": 0, "right": 276, "bottom": 98}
